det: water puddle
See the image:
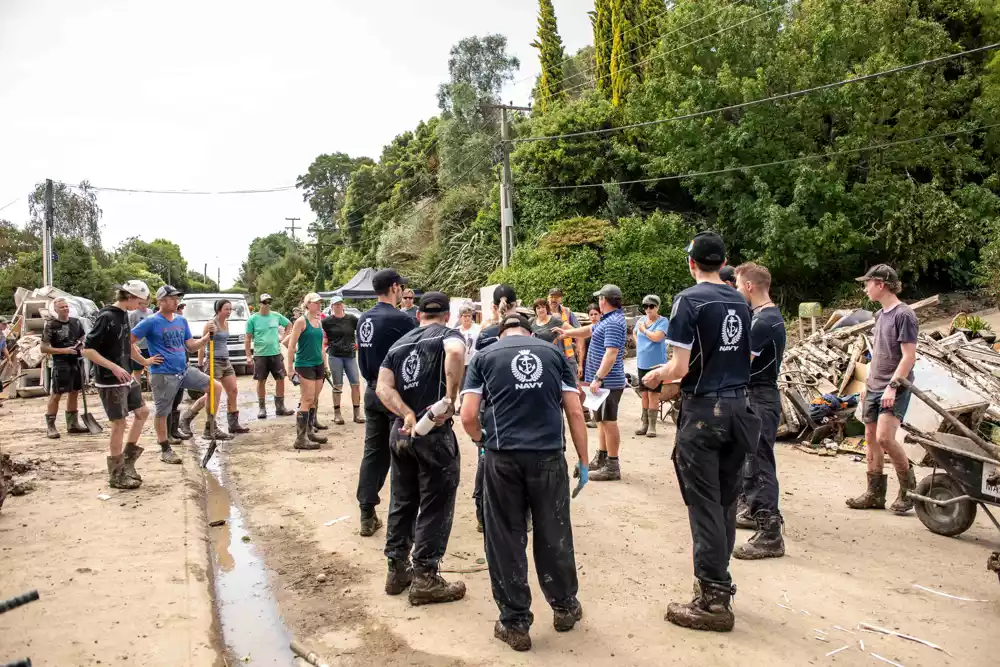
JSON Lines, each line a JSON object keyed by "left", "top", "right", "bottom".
{"left": 200, "top": 440, "right": 294, "bottom": 665}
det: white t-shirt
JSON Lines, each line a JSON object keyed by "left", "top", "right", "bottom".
{"left": 457, "top": 324, "right": 480, "bottom": 365}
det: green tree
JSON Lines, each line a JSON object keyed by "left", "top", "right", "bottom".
{"left": 297, "top": 152, "right": 375, "bottom": 228}
{"left": 28, "top": 181, "right": 103, "bottom": 251}
{"left": 436, "top": 35, "right": 521, "bottom": 113}
{"left": 257, "top": 252, "right": 314, "bottom": 315}
{"left": 237, "top": 233, "right": 300, "bottom": 298}
{"left": 591, "top": 0, "right": 614, "bottom": 98}
{"left": 609, "top": 0, "right": 642, "bottom": 106}
{"left": 0, "top": 221, "right": 39, "bottom": 270}
{"left": 186, "top": 270, "right": 219, "bottom": 293}
{"left": 114, "top": 238, "right": 188, "bottom": 289}
{"left": 532, "top": 0, "right": 568, "bottom": 113}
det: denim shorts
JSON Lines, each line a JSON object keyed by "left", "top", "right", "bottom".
{"left": 150, "top": 367, "right": 211, "bottom": 417}
{"left": 861, "top": 388, "right": 911, "bottom": 424}
{"left": 328, "top": 354, "right": 360, "bottom": 386}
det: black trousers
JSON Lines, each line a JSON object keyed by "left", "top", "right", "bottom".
{"left": 384, "top": 422, "right": 461, "bottom": 573}
{"left": 357, "top": 386, "right": 393, "bottom": 512}
{"left": 483, "top": 449, "right": 579, "bottom": 630}
{"left": 474, "top": 446, "right": 485, "bottom": 524}
{"left": 673, "top": 395, "right": 760, "bottom": 586}
{"left": 743, "top": 385, "right": 782, "bottom": 516}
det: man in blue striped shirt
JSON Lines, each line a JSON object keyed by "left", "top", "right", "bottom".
{"left": 558, "top": 284, "right": 628, "bottom": 481}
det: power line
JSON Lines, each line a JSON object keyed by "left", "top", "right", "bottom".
{"left": 521, "top": 122, "right": 1000, "bottom": 191}
{"left": 0, "top": 197, "right": 22, "bottom": 213}
{"left": 65, "top": 183, "right": 298, "bottom": 195}
{"left": 515, "top": 42, "right": 1000, "bottom": 143}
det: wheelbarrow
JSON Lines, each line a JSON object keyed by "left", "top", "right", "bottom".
{"left": 626, "top": 369, "right": 680, "bottom": 425}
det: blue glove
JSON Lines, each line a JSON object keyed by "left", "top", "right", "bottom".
{"left": 572, "top": 459, "right": 588, "bottom": 498}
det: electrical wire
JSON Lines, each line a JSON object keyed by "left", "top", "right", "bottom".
{"left": 61, "top": 183, "right": 297, "bottom": 195}
{"left": 514, "top": 43, "right": 1000, "bottom": 143}
{"left": 520, "top": 122, "right": 1000, "bottom": 191}
{"left": 0, "top": 197, "right": 22, "bottom": 213}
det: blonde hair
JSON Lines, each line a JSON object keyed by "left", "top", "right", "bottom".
{"left": 734, "top": 262, "right": 772, "bottom": 291}
{"left": 300, "top": 292, "right": 322, "bottom": 313}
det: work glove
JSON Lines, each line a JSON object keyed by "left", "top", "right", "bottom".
{"left": 572, "top": 459, "right": 588, "bottom": 498}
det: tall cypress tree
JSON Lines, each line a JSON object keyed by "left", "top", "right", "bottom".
{"left": 532, "top": 0, "right": 567, "bottom": 113}
{"left": 592, "top": 0, "right": 613, "bottom": 98}
{"left": 637, "top": 0, "right": 665, "bottom": 63}
{"left": 610, "top": 0, "right": 641, "bottom": 106}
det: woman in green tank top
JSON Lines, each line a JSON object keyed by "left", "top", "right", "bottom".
{"left": 285, "top": 292, "right": 329, "bottom": 449}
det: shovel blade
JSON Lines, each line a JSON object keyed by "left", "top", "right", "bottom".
{"left": 201, "top": 442, "right": 217, "bottom": 468}
{"left": 83, "top": 413, "right": 104, "bottom": 433}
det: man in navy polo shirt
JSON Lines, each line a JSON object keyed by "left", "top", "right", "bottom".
{"left": 461, "top": 313, "right": 589, "bottom": 652}
{"left": 355, "top": 268, "right": 418, "bottom": 537}
{"left": 557, "top": 284, "right": 628, "bottom": 481}
{"left": 642, "top": 231, "right": 759, "bottom": 633}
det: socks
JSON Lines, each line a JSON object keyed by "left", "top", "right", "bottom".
{"left": 159, "top": 441, "right": 170, "bottom": 452}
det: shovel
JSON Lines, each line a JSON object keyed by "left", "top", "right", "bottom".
{"left": 201, "top": 337, "right": 218, "bottom": 468}
{"left": 78, "top": 357, "right": 103, "bottom": 433}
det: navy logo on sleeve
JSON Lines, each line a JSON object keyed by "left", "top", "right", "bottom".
{"left": 511, "top": 349, "right": 544, "bottom": 389}
{"left": 402, "top": 349, "right": 421, "bottom": 389}
{"left": 359, "top": 319, "right": 375, "bottom": 345}
{"left": 721, "top": 309, "right": 743, "bottom": 351}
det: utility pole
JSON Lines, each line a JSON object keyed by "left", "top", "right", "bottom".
{"left": 204, "top": 263, "right": 208, "bottom": 285}
{"left": 217, "top": 267, "right": 221, "bottom": 290}
{"left": 484, "top": 103, "right": 531, "bottom": 268}
{"left": 285, "top": 217, "right": 301, "bottom": 240}
{"left": 43, "top": 179, "right": 54, "bottom": 286}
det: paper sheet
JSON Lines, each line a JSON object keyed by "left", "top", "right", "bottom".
{"left": 582, "top": 387, "right": 611, "bottom": 411}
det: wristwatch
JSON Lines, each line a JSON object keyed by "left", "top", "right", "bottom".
{"left": 889, "top": 380, "right": 901, "bottom": 390}
{"left": 595, "top": 376, "right": 605, "bottom": 386}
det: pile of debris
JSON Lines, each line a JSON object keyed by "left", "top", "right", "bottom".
{"left": 777, "top": 295, "right": 1000, "bottom": 453}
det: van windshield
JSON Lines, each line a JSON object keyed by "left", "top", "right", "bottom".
{"left": 181, "top": 299, "right": 249, "bottom": 321}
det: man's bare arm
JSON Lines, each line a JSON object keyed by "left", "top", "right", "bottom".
{"left": 555, "top": 324, "right": 593, "bottom": 341}
{"left": 375, "top": 367, "right": 414, "bottom": 421}
{"left": 460, "top": 393, "right": 483, "bottom": 442}
{"left": 891, "top": 342, "right": 917, "bottom": 384}
{"left": 646, "top": 347, "right": 691, "bottom": 387}
{"left": 563, "top": 391, "right": 588, "bottom": 464}
{"left": 443, "top": 340, "right": 466, "bottom": 403}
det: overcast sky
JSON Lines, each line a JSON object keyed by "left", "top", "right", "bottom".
{"left": 0, "top": 0, "right": 593, "bottom": 287}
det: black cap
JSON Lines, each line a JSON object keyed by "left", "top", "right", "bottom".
{"left": 493, "top": 284, "right": 516, "bottom": 305}
{"left": 687, "top": 231, "right": 726, "bottom": 265}
{"left": 418, "top": 291, "right": 450, "bottom": 314}
{"left": 499, "top": 313, "right": 531, "bottom": 335}
{"left": 593, "top": 284, "right": 623, "bottom": 299}
{"left": 855, "top": 264, "right": 898, "bottom": 283}
{"left": 719, "top": 266, "right": 737, "bottom": 284}
{"left": 156, "top": 284, "right": 184, "bottom": 299}
{"left": 372, "top": 268, "right": 408, "bottom": 293}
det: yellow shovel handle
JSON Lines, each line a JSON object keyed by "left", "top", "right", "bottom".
{"left": 208, "top": 336, "right": 215, "bottom": 417}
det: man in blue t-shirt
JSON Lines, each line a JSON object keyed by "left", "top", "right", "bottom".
{"left": 556, "top": 284, "right": 628, "bottom": 482}
{"left": 634, "top": 294, "right": 670, "bottom": 438}
{"left": 131, "top": 285, "right": 221, "bottom": 464}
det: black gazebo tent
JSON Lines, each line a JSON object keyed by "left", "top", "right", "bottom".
{"left": 320, "top": 268, "right": 421, "bottom": 300}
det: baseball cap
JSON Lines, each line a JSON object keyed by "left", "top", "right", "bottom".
{"left": 493, "top": 284, "right": 517, "bottom": 305}
{"left": 499, "top": 313, "right": 531, "bottom": 335}
{"left": 304, "top": 292, "right": 323, "bottom": 304}
{"left": 418, "top": 291, "right": 450, "bottom": 314}
{"left": 119, "top": 280, "right": 150, "bottom": 300}
{"left": 0, "top": 316, "right": 8, "bottom": 324}
{"left": 156, "top": 284, "right": 183, "bottom": 300}
{"left": 642, "top": 294, "right": 661, "bottom": 307}
{"left": 372, "top": 268, "right": 408, "bottom": 293}
{"left": 548, "top": 288, "right": 564, "bottom": 297}
{"left": 855, "top": 264, "right": 898, "bottom": 283}
{"left": 593, "top": 284, "right": 623, "bottom": 299}
{"left": 330, "top": 296, "right": 344, "bottom": 305}
{"left": 687, "top": 231, "right": 726, "bottom": 265}
{"left": 719, "top": 266, "right": 737, "bottom": 284}
{"left": 259, "top": 293, "right": 273, "bottom": 303}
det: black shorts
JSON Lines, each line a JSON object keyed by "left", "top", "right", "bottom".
{"left": 131, "top": 348, "right": 151, "bottom": 372}
{"left": 295, "top": 365, "right": 325, "bottom": 381}
{"left": 594, "top": 388, "right": 624, "bottom": 422}
{"left": 637, "top": 368, "right": 662, "bottom": 393}
{"left": 862, "top": 388, "right": 911, "bottom": 424}
{"left": 50, "top": 362, "right": 82, "bottom": 394}
{"left": 98, "top": 383, "right": 145, "bottom": 421}
{"left": 253, "top": 354, "right": 287, "bottom": 381}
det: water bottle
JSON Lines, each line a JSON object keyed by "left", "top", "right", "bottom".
{"left": 414, "top": 397, "right": 452, "bottom": 436}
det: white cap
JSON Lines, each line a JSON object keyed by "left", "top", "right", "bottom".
{"left": 330, "top": 296, "right": 344, "bottom": 305}
{"left": 120, "top": 280, "right": 150, "bottom": 300}
{"left": 259, "top": 293, "right": 273, "bottom": 302}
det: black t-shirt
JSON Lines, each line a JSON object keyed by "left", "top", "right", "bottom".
{"left": 357, "top": 302, "right": 417, "bottom": 386}
{"left": 462, "top": 335, "right": 578, "bottom": 453}
{"left": 322, "top": 313, "right": 359, "bottom": 358}
{"left": 666, "top": 282, "right": 751, "bottom": 394}
{"left": 474, "top": 324, "right": 501, "bottom": 353}
{"left": 381, "top": 323, "right": 465, "bottom": 415}
{"left": 43, "top": 317, "right": 85, "bottom": 367}
{"left": 84, "top": 305, "right": 132, "bottom": 386}
{"left": 749, "top": 306, "right": 786, "bottom": 387}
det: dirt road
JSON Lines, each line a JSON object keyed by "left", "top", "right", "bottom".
{"left": 2, "top": 371, "right": 998, "bottom": 666}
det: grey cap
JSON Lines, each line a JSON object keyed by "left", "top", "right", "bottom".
{"left": 855, "top": 264, "right": 899, "bottom": 283}
{"left": 156, "top": 285, "right": 184, "bottom": 299}
{"left": 642, "top": 294, "right": 661, "bottom": 307}
{"left": 593, "top": 284, "right": 623, "bottom": 300}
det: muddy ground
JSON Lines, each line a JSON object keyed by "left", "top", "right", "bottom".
{"left": 2, "top": 363, "right": 999, "bottom": 666}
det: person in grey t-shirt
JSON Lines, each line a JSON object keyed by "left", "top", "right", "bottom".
{"left": 128, "top": 299, "right": 153, "bottom": 381}
{"left": 846, "top": 264, "right": 918, "bottom": 516}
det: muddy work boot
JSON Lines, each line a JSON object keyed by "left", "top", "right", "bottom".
{"left": 45, "top": 414, "right": 61, "bottom": 439}
{"left": 353, "top": 405, "right": 365, "bottom": 424}
{"left": 589, "top": 457, "right": 621, "bottom": 482}
{"left": 665, "top": 581, "right": 736, "bottom": 632}
{"left": 735, "top": 496, "right": 755, "bottom": 529}
{"left": 408, "top": 570, "right": 466, "bottom": 606}
{"left": 494, "top": 621, "right": 531, "bottom": 651}
{"left": 227, "top": 411, "right": 250, "bottom": 434}
{"left": 273, "top": 395, "right": 294, "bottom": 417}
{"left": 359, "top": 508, "right": 383, "bottom": 537}
{"left": 332, "top": 407, "right": 345, "bottom": 426}
{"left": 845, "top": 472, "right": 888, "bottom": 510}
{"left": 293, "top": 412, "right": 319, "bottom": 450}
{"left": 107, "top": 455, "right": 141, "bottom": 490}
{"left": 177, "top": 410, "right": 197, "bottom": 439}
{"left": 164, "top": 413, "right": 181, "bottom": 445}
{"left": 203, "top": 419, "right": 232, "bottom": 441}
{"left": 122, "top": 443, "right": 144, "bottom": 482}
{"left": 583, "top": 408, "right": 597, "bottom": 429}
{"left": 635, "top": 409, "right": 649, "bottom": 436}
{"left": 65, "top": 411, "right": 90, "bottom": 434}
{"left": 385, "top": 558, "right": 413, "bottom": 595}
{"left": 586, "top": 450, "right": 607, "bottom": 474}
{"left": 257, "top": 398, "right": 268, "bottom": 420}
{"left": 311, "top": 408, "right": 328, "bottom": 431}
{"left": 890, "top": 465, "right": 917, "bottom": 515}
{"left": 159, "top": 442, "right": 182, "bottom": 464}
{"left": 169, "top": 411, "right": 190, "bottom": 441}
{"left": 733, "top": 512, "right": 785, "bottom": 560}
{"left": 553, "top": 600, "right": 583, "bottom": 632}
{"left": 306, "top": 409, "right": 328, "bottom": 444}
{"left": 646, "top": 409, "right": 658, "bottom": 437}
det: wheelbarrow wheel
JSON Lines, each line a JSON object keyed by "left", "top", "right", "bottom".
{"left": 913, "top": 473, "right": 978, "bottom": 537}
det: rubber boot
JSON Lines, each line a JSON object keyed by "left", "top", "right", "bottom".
{"left": 165, "top": 413, "right": 181, "bottom": 445}
{"left": 733, "top": 512, "right": 785, "bottom": 560}
{"left": 307, "top": 408, "right": 328, "bottom": 444}
{"left": 408, "top": 569, "right": 466, "bottom": 606}
{"left": 123, "top": 443, "right": 144, "bottom": 482}
{"left": 293, "top": 412, "right": 318, "bottom": 450}
{"left": 66, "top": 411, "right": 90, "bottom": 434}
{"left": 107, "top": 455, "right": 141, "bottom": 490}
{"left": 274, "top": 395, "right": 294, "bottom": 416}
{"left": 553, "top": 600, "right": 583, "bottom": 632}
{"left": 590, "top": 457, "right": 621, "bottom": 482}
{"left": 203, "top": 418, "right": 233, "bottom": 441}
{"left": 845, "top": 472, "right": 888, "bottom": 510}
{"left": 635, "top": 409, "right": 649, "bottom": 436}
{"left": 587, "top": 449, "right": 607, "bottom": 471}
{"left": 494, "top": 621, "right": 531, "bottom": 651}
{"left": 385, "top": 558, "right": 413, "bottom": 595}
{"left": 312, "top": 407, "right": 328, "bottom": 431}
{"left": 227, "top": 411, "right": 250, "bottom": 434}
{"left": 170, "top": 411, "right": 190, "bottom": 441}
{"left": 258, "top": 397, "right": 267, "bottom": 420}
{"left": 646, "top": 409, "right": 658, "bottom": 437}
{"left": 177, "top": 410, "right": 196, "bottom": 439}
{"left": 353, "top": 405, "right": 365, "bottom": 424}
{"left": 359, "top": 508, "right": 383, "bottom": 537}
{"left": 665, "top": 581, "right": 736, "bottom": 632}
{"left": 45, "top": 414, "right": 61, "bottom": 439}
{"left": 735, "top": 495, "right": 755, "bottom": 529}
{"left": 160, "top": 442, "right": 182, "bottom": 464}
{"left": 890, "top": 464, "right": 916, "bottom": 515}
{"left": 333, "top": 407, "right": 345, "bottom": 426}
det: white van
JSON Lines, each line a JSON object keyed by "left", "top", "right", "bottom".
{"left": 181, "top": 293, "right": 251, "bottom": 374}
